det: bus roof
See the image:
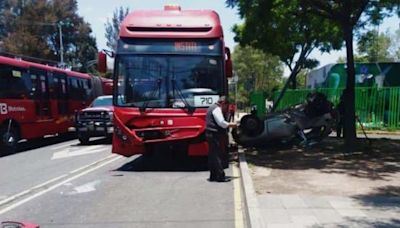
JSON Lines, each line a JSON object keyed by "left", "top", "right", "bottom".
{"left": 0, "top": 55, "right": 91, "bottom": 79}
{"left": 120, "top": 6, "right": 223, "bottom": 39}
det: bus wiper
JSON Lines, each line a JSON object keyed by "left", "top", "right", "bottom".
{"left": 171, "top": 78, "right": 195, "bottom": 114}
{"left": 139, "top": 78, "right": 162, "bottom": 113}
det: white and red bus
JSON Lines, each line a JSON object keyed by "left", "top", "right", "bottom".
{"left": 0, "top": 56, "right": 111, "bottom": 154}
{"left": 98, "top": 5, "right": 233, "bottom": 162}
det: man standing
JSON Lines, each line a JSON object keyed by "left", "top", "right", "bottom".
{"left": 206, "top": 96, "right": 237, "bottom": 182}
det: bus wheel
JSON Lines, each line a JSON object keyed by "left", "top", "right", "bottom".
{"left": 78, "top": 135, "right": 90, "bottom": 145}
{"left": 0, "top": 126, "right": 19, "bottom": 156}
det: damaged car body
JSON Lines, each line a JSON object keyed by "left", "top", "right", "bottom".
{"left": 233, "top": 92, "right": 336, "bottom": 147}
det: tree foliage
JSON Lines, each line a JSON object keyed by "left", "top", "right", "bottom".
{"left": 299, "top": 0, "right": 398, "bottom": 150}
{"left": 358, "top": 30, "right": 393, "bottom": 62}
{"left": 105, "top": 6, "right": 129, "bottom": 51}
{"left": 226, "top": 0, "right": 343, "bottom": 88}
{"left": 389, "top": 28, "right": 400, "bottom": 61}
{"left": 0, "top": 0, "right": 97, "bottom": 71}
{"left": 232, "top": 45, "right": 284, "bottom": 108}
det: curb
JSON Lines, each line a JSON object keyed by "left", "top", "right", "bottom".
{"left": 238, "top": 148, "right": 265, "bottom": 228}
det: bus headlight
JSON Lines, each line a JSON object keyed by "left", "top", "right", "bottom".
{"left": 115, "top": 126, "right": 130, "bottom": 143}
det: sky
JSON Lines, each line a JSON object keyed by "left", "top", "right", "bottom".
{"left": 77, "top": 0, "right": 399, "bottom": 75}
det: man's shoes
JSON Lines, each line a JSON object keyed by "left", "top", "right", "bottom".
{"left": 216, "top": 177, "right": 231, "bottom": 182}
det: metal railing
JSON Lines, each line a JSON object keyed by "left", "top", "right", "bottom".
{"left": 273, "top": 87, "right": 400, "bottom": 130}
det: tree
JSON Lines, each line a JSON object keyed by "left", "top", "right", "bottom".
{"left": 0, "top": 0, "right": 27, "bottom": 48}
{"left": 105, "top": 6, "right": 130, "bottom": 51}
{"left": 389, "top": 28, "right": 400, "bottom": 61}
{"left": 295, "top": 69, "right": 309, "bottom": 89}
{"left": 337, "top": 55, "right": 368, "bottom": 63}
{"left": 232, "top": 45, "right": 284, "bottom": 108}
{"left": 299, "top": 0, "right": 398, "bottom": 150}
{"left": 358, "top": 30, "right": 393, "bottom": 62}
{"left": 1, "top": 0, "right": 97, "bottom": 71}
{"left": 226, "top": 0, "right": 342, "bottom": 111}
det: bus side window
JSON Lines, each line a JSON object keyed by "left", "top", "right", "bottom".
{"left": 69, "top": 78, "right": 79, "bottom": 100}
{"left": 48, "top": 72, "right": 56, "bottom": 99}
{"left": 30, "top": 74, "right": 39, "bottom": 98}
{"left": 0, "top": 64, "right": 30, "bottom": 99}
{"left": 83, "top": 79, "right": 91, "bottom": 100}
{"left": 77, "top": 79, "right": 84, "bottom": 100}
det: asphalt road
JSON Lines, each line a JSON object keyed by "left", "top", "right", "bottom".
{"left": 0, "top": 136, "right": 243, "bottom": 228}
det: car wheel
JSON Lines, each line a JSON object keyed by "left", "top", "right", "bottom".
{"left": 78, "top": 135, "right": 90, "bottom": 145}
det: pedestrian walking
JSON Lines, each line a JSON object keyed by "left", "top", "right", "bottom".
{"left": 205, "top": 96, "right": 237, "bottom": 182}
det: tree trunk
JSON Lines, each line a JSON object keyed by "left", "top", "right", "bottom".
{"left": 291, "top": 76, "right": 297, "bottom": 89}
{"left": 272, "top": 67, "right": 298, "bottom": 112}
{"left": 343, "top": 24, "right": 357, "bottom": 152}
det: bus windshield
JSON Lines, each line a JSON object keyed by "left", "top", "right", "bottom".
{"left": 115, "top": 54, "right": 223, "bottom": 108}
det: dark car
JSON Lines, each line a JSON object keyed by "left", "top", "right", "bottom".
{"left": 75, "top": 95, "right": 113, "bottom": 144}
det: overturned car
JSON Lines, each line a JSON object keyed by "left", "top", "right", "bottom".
{"left": 232, "top": 92, "right": 336, "bottom": 147}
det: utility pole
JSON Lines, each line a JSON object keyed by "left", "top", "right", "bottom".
{"left": 58, "top": 22, "right": 64, "bottom": 66}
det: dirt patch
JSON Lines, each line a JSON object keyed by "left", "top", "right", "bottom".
{"left": 245, "top": 137, "right": 400, "bottom": 197}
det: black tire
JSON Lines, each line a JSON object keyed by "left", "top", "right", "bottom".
{"left": 78, "top": 135, "right": 90, "bottom": 145}
{"left": 0, "top": 125, "right": 19, "bottom": 156}
{"left": 240, "top": 114, "right": 264, "bottom": 137}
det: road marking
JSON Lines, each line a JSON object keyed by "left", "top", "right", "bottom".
{"left": 62, "top": 180, "right": 101, "bottom": 195}
{"left": 51, "top": 141, "right": 79, "bottom": 150}
{"left": 51, "top": 145, "right": 107, "bottom": 159}
{"left": 232, "top": 163, "right": 244, "bottom": 228}
{"left": 0, "top": 174, "right": 68, "bottom": 206}
{"left": 0, "top": 155, "right": 121, "bottom": 215}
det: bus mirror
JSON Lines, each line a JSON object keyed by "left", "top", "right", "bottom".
{"left": 97, "top": 51, "right": 107, "bottom": 73}
{"left": 225, "top": 47, "right": 233, "bottom": 78}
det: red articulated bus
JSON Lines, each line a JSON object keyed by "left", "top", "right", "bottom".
{"left": 99, "top": 5, "right": 233, "bottom": 161}
{"left": 0, "top": 55, "right": 111, "bottom": 154}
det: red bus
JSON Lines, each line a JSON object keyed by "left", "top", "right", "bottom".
{"left": 99, "top": 5, "right": 233, "bottom": 160}
{"left": 0, "top": 56, "right": 110, "bottom": 154}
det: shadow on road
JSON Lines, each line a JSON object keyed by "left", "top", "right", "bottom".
{"left": 116, "top": 153, "right": 209, "bottom": 172}
{"left": 245, "top": 137, "right": 400, "bottom": 181}
{"left": 11, "top": 133, "right": 76, "bottom": 155}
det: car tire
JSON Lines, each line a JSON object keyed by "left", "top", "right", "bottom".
{"left": 78, "top": 135, "right": 90, "bottom": 145}
{"left": 240, "top": 114, "right": 264, "bottom": 136}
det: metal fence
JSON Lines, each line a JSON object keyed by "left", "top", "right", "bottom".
{"left": 273, "top": 87, "right": 400, "bottom": 130}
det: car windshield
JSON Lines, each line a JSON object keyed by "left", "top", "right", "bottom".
{"left": 115, "top": 54, "right": 223, "bottom": 108}
{"left": 91, "top": 96, "right": 113, "bottom": 107}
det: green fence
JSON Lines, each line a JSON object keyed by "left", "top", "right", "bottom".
{"left": 273, "top": 87, "right": 400, "bottom": 130}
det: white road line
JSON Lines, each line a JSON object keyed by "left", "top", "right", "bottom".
{"left": 51, "top": 145, "right": 109, "bottom": 160}
{"left": 0, "top": 155, "right": 122, "bottom": 215}
{"left": 0, "top": 174, "right": 68, "bottom": 205}
{"left": 68, "top": 154, "right": 116, "bottom": 174}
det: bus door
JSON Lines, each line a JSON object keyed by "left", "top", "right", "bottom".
{"left": 30, "top": 68, "right": 51, "bottom": 120}
{"left": 53, "top": 73, "right": 68, "bottom": 115}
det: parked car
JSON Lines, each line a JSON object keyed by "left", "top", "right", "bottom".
{"left": 75, "top": 95, "right": 113, "bottom": 144}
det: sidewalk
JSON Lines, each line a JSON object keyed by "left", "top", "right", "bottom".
{"left": 234, "top": 118, "right": 400, "bottom": 227}
{"left": 257, "top": 193, "right": 400, "bottom": 227}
